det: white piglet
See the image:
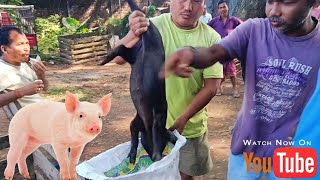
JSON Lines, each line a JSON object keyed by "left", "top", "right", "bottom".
{"left": 4, "top": 91, "right": 112, "bottom": 180}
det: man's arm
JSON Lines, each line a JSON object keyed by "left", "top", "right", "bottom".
{"left": 163, "top": 19, "right": 254, "bottom": 78}
{"left": 162, "top": 45, "right": 229, "bottom": 78}
{"left": 0, "top": 91, "right": 20, "bottom": 107}
{"left": 169, "top": 78, "right": 220, "bottom": 133}
{"left": 234, "top": 17, "right": 243, "bottom": 28}
{"left": 207, "top": 18, "right": 214, "bottom": 27}
{"left": 193, "top": 45, "right": 231, "bottom": 68}
{"left": 113, "top": 30, "right": 141, "bottom": 65}
{"left": 0, "top": 82, "right": 44, "bottom": 107}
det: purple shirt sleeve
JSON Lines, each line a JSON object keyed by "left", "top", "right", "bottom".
{"left": 207, "top": 18, "right": 214, "bottom": 27}
{"left": 218, "top": 18, "right": 254, "bottom": 63}
{"left": 233, "top": 17, "right": 242, "bottom": 28}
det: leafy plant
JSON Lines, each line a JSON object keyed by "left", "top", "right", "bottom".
{"left": 108, "top": 13, "right": 130, "bottom": 38}
{"left": 35, "top": 15, "right": 63, "bottom": 56}
{"left": 0, "top": 0, "right": 25, "bottom": 26}
{"left": 146, "top": 5, "right": 157, "bottom": 18}
{"left": 107, "top": 17, "right": 122, "bottom": 26}
{"left": 95, "top": 17, "right": 108, "bottom": 32}
{"left": 0, "top": 0, "right": 23, "bottom": 5}
{"left": 61, "top": 17, "right": 96, "bottom": 34}
{"left": 35, "top": 15, "right": 96, "bottom": 60}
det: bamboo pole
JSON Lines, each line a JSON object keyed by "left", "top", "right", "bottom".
{"left": 71, "top": 46, "right": 107, "bottom": 55}
{"left": 60, "top": 50, "right": 107, "bottom": 61}
{"left": 71, "top": 41, "right": 109, "bottom": 49}
{"left": 72, "top": 50, "right": 108, "bottom": 60}
{"left": 0, "top": 5, "right": 34, "bottom": 9}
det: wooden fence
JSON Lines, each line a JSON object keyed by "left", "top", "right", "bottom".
{"left": 58, "top": 32, "right": 118, "bottom": 65}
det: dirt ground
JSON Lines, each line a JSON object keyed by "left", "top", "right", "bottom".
{"left": 0, "top": 62, "right": 243, "bottom": 180}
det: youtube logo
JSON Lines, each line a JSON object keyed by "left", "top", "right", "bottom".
{"left": 273, "top": 148, "right": 317, "bottom": 178}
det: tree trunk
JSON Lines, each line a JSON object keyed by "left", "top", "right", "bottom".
{"left": 210, "top": 0, "right": 266, "bottom": 20}
{"left": 232, "top": 0, "right": 267, "bottom": 20}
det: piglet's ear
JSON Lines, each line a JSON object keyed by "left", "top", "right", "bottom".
{"left": 98, "top": 93, "right": 112, "bottom": 116}
{"left": 65, "top": 91, "right": 80, "bottom": 113}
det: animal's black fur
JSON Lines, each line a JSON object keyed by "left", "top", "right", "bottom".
{"left": 99, "top": 0, "right": 177, "bottom": 163}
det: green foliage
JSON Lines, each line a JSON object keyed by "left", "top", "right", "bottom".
{"left": 43, "top": 86, "right": 95, "bottom": 102}
{"left": 108, "top": 13, "right": 130, "bottom": 38}
{"left": 34, "top": 5, "right": 159, "bottom": 60}
{"left": 35, "top": 15, "right": 96, "bottom": 60}
{"left": 35, "top": 15, "right": 64, "bottom": 56}
{"left": 107, "top": 17, "right": 122, "bottom": 26}
{"left": 0, "top": 0, "right": 24, "bottom": 26}
{"left": 95, "top": 17, "right": 108, "bottom": 32}
{"left": 108, "top": 5, "right": 157, "bottom": 38}
{"left": 146, "top": 5, "right": 157, "bottom": 18}
{"left": 0, "top": 0, "right": 23, "bottom": 5}
{"left": 62, "top": 17, "right": 94, "bottom": 34}
{"left": 2, "top": 9, "right": 19, "bottom": 25}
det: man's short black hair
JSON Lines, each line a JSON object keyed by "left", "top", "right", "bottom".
{"left": 0, "top": 26, "right": 23, "bottom": 55}
{"left": 217, "top": 0, "right": 228, "bottom": 6}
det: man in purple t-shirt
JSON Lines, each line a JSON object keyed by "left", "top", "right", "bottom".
{"left": 164, "top": 0, "right": 320, "bottom": 179}
{"left": 208, "top": 0, "right": 242, "bottom": 98}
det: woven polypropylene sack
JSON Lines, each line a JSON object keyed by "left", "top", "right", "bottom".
{"left": 77, "top": 130, "right": 186, "bottom": 180}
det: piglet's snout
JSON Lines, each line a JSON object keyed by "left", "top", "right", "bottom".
{"left": 87, "top": 124, "right": 101, "bottom": 135}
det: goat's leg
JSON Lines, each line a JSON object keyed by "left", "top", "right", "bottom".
{"left": 98, "top": 45, "right": 127, "bottom": 65}
{"left": 140, "top": 131, "right": 153, "bottom": 156}
{"left": 137, "top": 102, "right": 154, "bottom": 160}
{"left": 165, "top": 130, "right": 178, "bottom": 145}
{"left": 151, "top": 105, "right": 168, "bottom": 162}
{"left": 128, "top": 114, "right": 143, "bottom": 164}
{"left": 98, "top": 41, "right": 141, "bottom": 66}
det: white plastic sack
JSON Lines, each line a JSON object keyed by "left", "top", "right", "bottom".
{"left": 77, "top": 130, "right": 186, "bottom": 180}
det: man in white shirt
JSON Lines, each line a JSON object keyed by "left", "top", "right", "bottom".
{"left": 199, "top": 5, "right": 212, "bottom": 24}
{"left": 0, "top": 26, "right": 48, "bottom": 115}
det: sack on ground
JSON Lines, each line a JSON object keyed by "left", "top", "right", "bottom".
{"left": 77, "top": 130, "right": 186, "bottom": 180}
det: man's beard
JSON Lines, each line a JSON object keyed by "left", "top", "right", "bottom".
{"left": 268, "top": 16, "right": 308, "bottom": 33}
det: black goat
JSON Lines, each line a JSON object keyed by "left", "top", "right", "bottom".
{"left": 99, "top": 0, "right": 177, "bottom": 163}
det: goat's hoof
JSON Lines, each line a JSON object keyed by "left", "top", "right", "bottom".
{"left": 152, "top": 153, "right": 162, "bottom": 162}
{"left": 128, "top": 151, "right": 137, "bottom": 164}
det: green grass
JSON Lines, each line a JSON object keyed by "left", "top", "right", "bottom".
{"left": 43, "top": 86, "right": 95, "bottom": 102}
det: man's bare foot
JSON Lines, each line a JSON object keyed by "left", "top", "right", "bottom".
{"left": 233, "top": 90, "right": 240, "bottom": 98}
{"left": 216, "top": 86, "right": 223, "bottom": 96}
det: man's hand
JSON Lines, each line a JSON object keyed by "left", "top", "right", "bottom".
{"left": 160, "top": 48, "right": 195, "bottom": 78}
{"left": 113, "top": 6, "right": 149, "bottom": 65}
{"left": 19, "top": 81, "right": 44, "bottom": 96}
{"left": 32, "top": 61, "right": 46, "bottom": 80}
{"left": 129, "top": 6, "right": 150, "bottom": 36}
{"left": 169, "top": 116, "right": 189, "bottom": 134}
